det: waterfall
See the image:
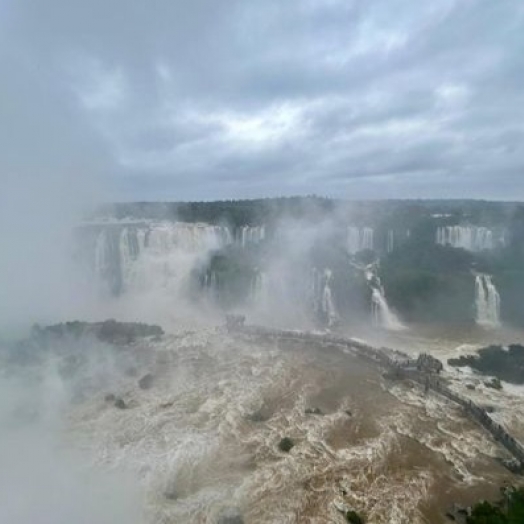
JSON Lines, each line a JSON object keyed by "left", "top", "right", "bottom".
{"left": 250, "top": 270, "right": 268, "bottom": 308}
{"left": 475, "top": 274, "right": 501, "bottom": 327}
{"left": 436, "top": 226, "right": 505, "bottom": 251}
{"left": 94, "top": 229, "right": 108, "bottom": 280}
{"left": 87, "top": 222, "right": 233, "bottom": 296}
{"left": 366, "top": 266, "right": 405, "bottom": 331}
{"left": 321, "top": 269, "right": 339, "bottom": 328}
{"left": 387, "top": 230, "right": 395, "bottom": 253}
{"left": 371, "top": 288, "right": 404, "bottom": 331}
{"left": 310, "top": 268, "right": 338, "bottom": 327}
{"left": 237, "top": 226, "right": 266, "bottom": 247}
{"left": 347, "top": 226, "right": 374, "bottom": 254}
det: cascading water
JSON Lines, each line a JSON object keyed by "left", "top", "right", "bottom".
{"left": 321, "top": 269, "right": 339, "bottom": 327}
{"left": 310, "top": 268, "right": 339, "bottom": 328}
{"left": 475, "top": 274, "right": 501, "bottom": 327}
{"left": 347, "top": 226, "right": 374, "bottom": 254}
{"left": 250, "top": 270, "right": 268, "bottom": 308}
{"left": 366, "top": 266, "right": 405, "bottom": 331}
{"left": 387, "top": 230, "right": 395, "bottom": 253}
{"left": 436, "top": 226, "right": 506, "bottom": 251}
{"left": 89, "top": 222, "right": 233, "bottom": 296}
{"left": 236, "top": 225, "right": 265, "bottom": 247}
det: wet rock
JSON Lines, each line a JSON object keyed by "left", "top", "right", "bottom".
{"left": 345, "top": 510, "right": 365, "bottom": 524}
{"left": 104, "top": 393, "right": 116, "bottom": 402}
{"left": 445, "top": 503, "right": 469, "bottom": 523}
{"left": 138, "top": 373, "right": 154, "bottom": 390}
{"left": 114, "top": 397, "right": 127, "bottom": 409}
{"left": 481, "top": 404, "right": 496, "bottom": 413}
{"left": 449, "top": 344, "right": 524, "bottom": 385}
{"left": 217, "top": 508, "right": 244, "bottom": 524}
{"left": 305, "top": 407, "right": 323, "bottom": 415}
{"left": 498, "top": 458, "right": 524, "bottom": 474}
{"left": 466, "top": 384, "right": 476, "bottom": 390}
{"left": 164, "top": 487, "right": 178, "bottom": 500}
{"left": 247, "top": 410, "right": 268, "bottom": 423}
{"left": 485, "top": 378, "right": 502, "bottom": 390}
{"left": 344, "top": 409, "right": 353, "bottom": 417}
{"left": 32, "top": 319, "right": 164, "bottom": 345}
{"left": 278, "top": 437, "right": 294, "bottom": 453}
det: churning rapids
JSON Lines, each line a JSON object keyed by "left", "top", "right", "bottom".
{"left": 3, "top": 319, "right": 524, "bottom": 524}
{"left": 3, "top": 216, "right": 522, "bottom": 523}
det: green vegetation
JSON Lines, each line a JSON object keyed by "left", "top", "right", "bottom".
{"left": 278, "top": 437, "right": 294, "bottom": 452}
{"left": 381, "top": 241, "right": 476, "bottom": 324}
{"left": 448, "top": 345, "right": 524, "bottom": 384}
{"left": 89, "top": 198, "right": 524, "bottom": 329}
{"left": 466, "top": 487, "right": 524, "bottom": 523}
{"left": 32, "top": 319, "right": 164, "bottom": 344}
{"left": 345, "top": 510, "right": 365, "bottom": 523}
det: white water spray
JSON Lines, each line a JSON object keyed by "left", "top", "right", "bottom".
{"left": 321, "top": 269, "right": 339, "bottom": 327}
{"left": 475, "top": 274, "right": 501, "bottom": 327}
{"left": 366, "top": 266, "right": 405, "bottom": 331}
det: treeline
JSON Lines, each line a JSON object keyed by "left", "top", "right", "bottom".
{"left": 91, "top": 197, "right": 520, "bottom": 230}
{"left": 93, "top": 196, "right": 337, "bottom": 227}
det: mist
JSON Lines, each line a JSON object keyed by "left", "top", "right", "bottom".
{"left": 0, "top": 169, "right": 100, "bottom": 334}
{"left": 0, "top": 335, "right": 144, "bottom": 524}
{"left": 2, "top": 0, "right": 524, "bottom": 521}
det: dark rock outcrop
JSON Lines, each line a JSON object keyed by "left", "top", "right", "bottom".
{"left": 113, "top": 397, "right": 127, "bottom": 409}
{"left": 138, "top": 373, "right": 155, "bottom": 390}
{"left": 31, "top": 319, "right": 164, "bottom": 346}
{"left": 345, "top": 510, "right": 365, "bottom": 524}
{"left": 278, "top": 437, "right": 294, "bottom": 453}
{"left": 305, "top": 407, "right": 323, "bottom": 415}
{"left": 449, "top": 344, "right": 524, "bottom": 384}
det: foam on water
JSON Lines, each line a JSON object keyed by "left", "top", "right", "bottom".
{"left": 54, "top": 326, "right": 523, "bottom": 523}
{"left": 63, "top": 330, "right": 456, "bottom": 523}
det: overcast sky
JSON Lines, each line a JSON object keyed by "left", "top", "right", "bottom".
{"left": 1, "top": 0, "right": 523, "bottom": 201}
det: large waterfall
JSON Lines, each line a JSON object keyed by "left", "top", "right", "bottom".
{"left": 347, "top": 227, "right": 374, "bottom": 254}
{"left": 436, "top": 226, "right": 505, "bottom": 251}
{"left": 475, "top": 274, "right": 501, "bottom": 327}
{"left": 88, "top": 221, "right": 233, "bottom": 296}
{"left": 366, "top": 267, "right": 405, "bottom": 331}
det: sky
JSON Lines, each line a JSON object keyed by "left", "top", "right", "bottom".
{"left": 1, "top": 0, "right": 524, "bottom": 201}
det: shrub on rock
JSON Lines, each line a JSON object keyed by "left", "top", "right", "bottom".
{"left": 278, "top": 437, "right": 294, "bottom": 452}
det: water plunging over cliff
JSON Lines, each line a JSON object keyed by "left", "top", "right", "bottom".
{"left": 235, "top": 225, "right": 266, "bottom": 247}
{"left": 310, "top": 268, "right": 339, "bottom": 328}
{"left": 347, "top": 227, "right": 374, "bottom": 254}
{"left": 366, "top": 267, "right": 405, "bottom": 331}
{"left": 87, "top": 222, "right": 232, "bottom": 296}
{"left": 436, "top": 226, "right": 506, "bottom": 251}
{"left": 250, "top": 270, "right": 268, "bottom": 308}
{"left": 475, "top": 274, "right": 501, "bottom": 327}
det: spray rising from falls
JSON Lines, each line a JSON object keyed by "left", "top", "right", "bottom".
{"left": 91, "top": 222, "right": 232, "bottom": 296}
{"left": 475, "top": 274, "right": 501, "bottom": 327}
{"left": 311, "top": 268, "right": 339, "bottom": 328}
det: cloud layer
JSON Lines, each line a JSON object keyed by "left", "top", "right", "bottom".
{"left": 2, "top": 0, "right": 524, "bottom": 200}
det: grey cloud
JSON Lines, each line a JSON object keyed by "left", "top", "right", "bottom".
{"left": 1, "top": 0, "right": 524, "bottom": 200}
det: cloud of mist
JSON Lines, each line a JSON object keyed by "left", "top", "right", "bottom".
{"left": 0, "top": 336, "right": 144, "bottom": 524}
{"left": 250, "top": 218, "right": 339, "bottom": 328}
{"left": 0, "top": 168, "right": 101, "bottom": 334}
